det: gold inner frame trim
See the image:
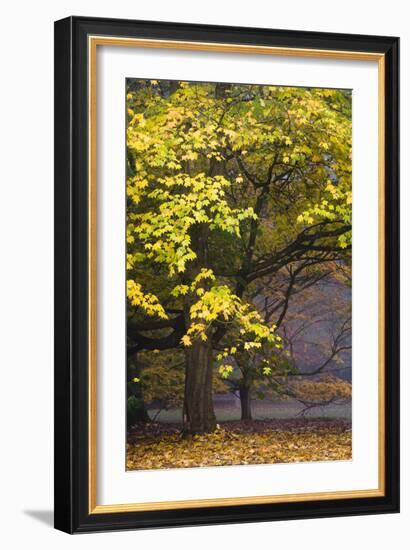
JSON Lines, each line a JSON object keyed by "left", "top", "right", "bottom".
{"left": 88, "top": 35, "right": 386, "bottom": 514}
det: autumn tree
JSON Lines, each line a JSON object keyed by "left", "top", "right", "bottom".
{"left": 127, "top": 349, "right": 186, "bottom": 426}
{"left": 216, "top": 265, "right": 351, "bottom": 420}
{"left": 278, "top": 277, "right": 352, "bottom": 414}
{"left": 126, "top": 79, "right": 352, "bottom": 434}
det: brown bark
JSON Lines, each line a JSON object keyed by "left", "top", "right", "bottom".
{"left": 183, "top": 337, "right": 216, "bottom": 435}
{"left": 181, "top": 221, "right": 217, "bottom": 435}
{"left": 239, "top": 384, "right": 252, "bottom": 421}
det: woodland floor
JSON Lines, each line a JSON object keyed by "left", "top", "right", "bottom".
{"left": 127, "top": 419, "right": 352, "bottom": 470}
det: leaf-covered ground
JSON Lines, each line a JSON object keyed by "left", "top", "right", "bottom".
{"left": 127, "top": 419, "right": 352, "bottom": 470}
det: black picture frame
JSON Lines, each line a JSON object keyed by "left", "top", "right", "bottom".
{"left": 54, "top": 15, "right": 400, "bottom": 534}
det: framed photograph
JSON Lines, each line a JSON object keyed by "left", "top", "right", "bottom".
{"left": 54, "top": 16, "right": 399, "bottom": 533}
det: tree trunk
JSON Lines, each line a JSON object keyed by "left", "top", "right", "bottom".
{"left": 127, "top": 355, "right": 150, "bottom": 426}
{"left": 239, "top": 384, "right": 252, "bottom": 421}
{"left": 183, "top": 337, "right": 216, "bottom": 435}
{"left": 182, "top": 221, "right": 217, "bottom": 435}
{"left": 128, "top": 397, "right": 150, "bottom": 425}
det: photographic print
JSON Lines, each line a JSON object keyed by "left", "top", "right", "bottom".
{"left": 126, "top": 79, "right": 353, "bottom": 471}
{"left": 55, "top": 17, "right": 399, "bottom": 532}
